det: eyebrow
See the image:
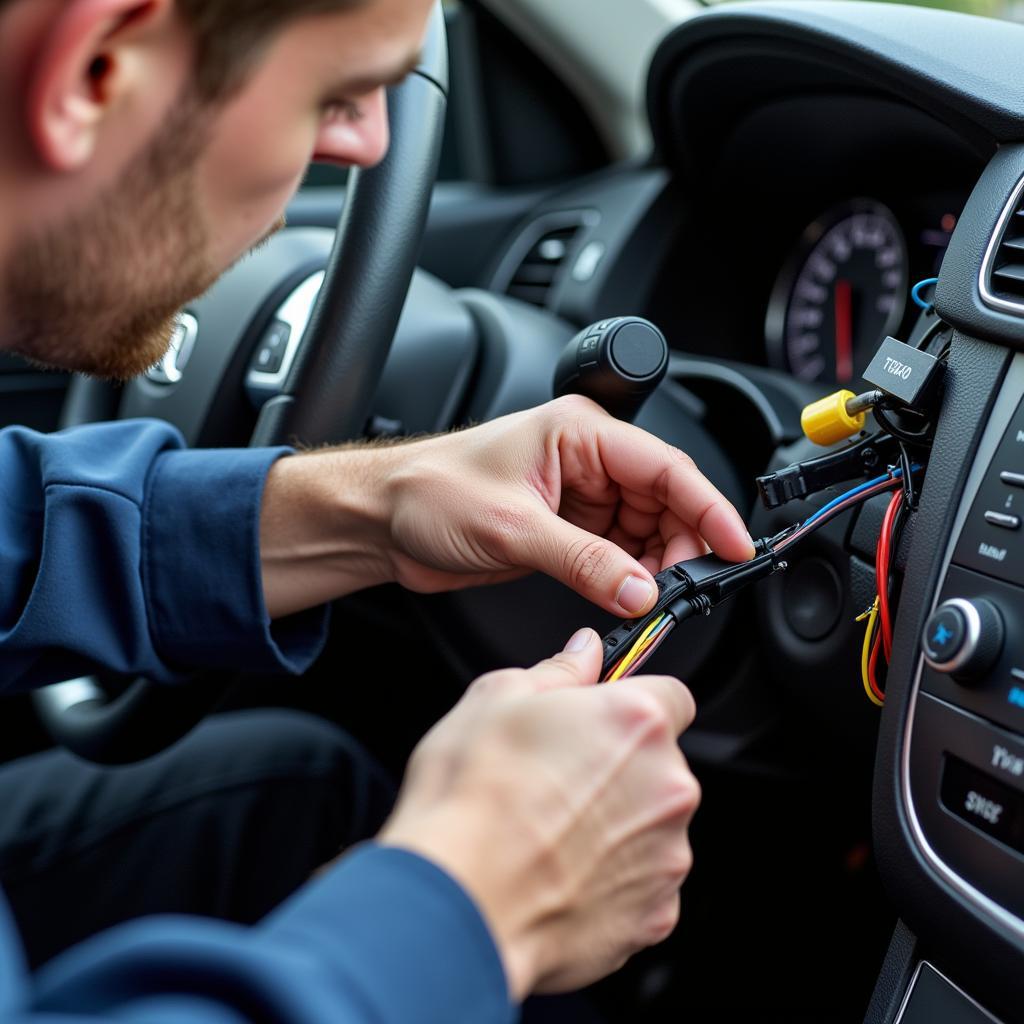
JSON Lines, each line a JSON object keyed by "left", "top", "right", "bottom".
{"left": 337, "top": 50, "right": 423, "bottom": 96}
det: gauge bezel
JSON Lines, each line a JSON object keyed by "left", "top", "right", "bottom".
{"left": 765, "top": 198, "right": 909, "bottom": 385}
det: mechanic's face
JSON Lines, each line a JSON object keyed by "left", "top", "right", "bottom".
{"left": 1, "top": 0, "right": 432, "bottom": 380}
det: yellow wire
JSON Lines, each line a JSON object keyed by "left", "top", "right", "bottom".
{"left": 608, "top": 614, "right": 666, "bottom": 683}
{"left": 859, "top": 598, "right": 884, "bottom": 708}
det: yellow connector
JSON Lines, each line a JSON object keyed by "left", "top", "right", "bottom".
{"left": 801, "top": 390, "right": 867, "bottom": 446}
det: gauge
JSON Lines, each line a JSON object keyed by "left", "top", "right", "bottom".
{"left": 766, "top": 200, "right": 908, "bottom": 386}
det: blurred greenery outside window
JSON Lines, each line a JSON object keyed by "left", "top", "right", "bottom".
{"left": 709, "top": 0, "right": 1021, "bottom": 16}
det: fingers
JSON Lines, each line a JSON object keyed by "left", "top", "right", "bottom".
{"left": 524, "top": 627, "right": 603, "bottom": 692}
{"left": 573, "top": 413, "right": 754, "bottom": 564}
{"left": 619, "top": 675, "right": 697, "bottom": 738}
{"left": 526, "top": 511, "right": 659, "bottom": 617}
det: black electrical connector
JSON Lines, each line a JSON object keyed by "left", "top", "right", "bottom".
{"left": 756, "top": 432, "right": 902, "bottom": 511}
{"left": 600, "top": 542, "right": 787, "bottom": 678}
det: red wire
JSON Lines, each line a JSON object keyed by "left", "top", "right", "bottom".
{"left": 876, "top": 491, "right": 904, "bottom": 663}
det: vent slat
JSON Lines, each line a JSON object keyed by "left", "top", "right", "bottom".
{"left": 512, "top": 264, "right": 559, "bottom": 286}
{"left": 984, "top": 183, "right": 1024, "bottom": 308}
{"left": 504, "top": 220, "right": 582, "bottom": 307}
{"left": 993, "top": 262, "right": 1024, "bottom": 285}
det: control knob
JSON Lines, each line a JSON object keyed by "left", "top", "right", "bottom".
{"left": 921, "top": 598, "right": 1004, "bottom": 684}
{"left": 553, "top": 317, "right": 669, "bottom": 422}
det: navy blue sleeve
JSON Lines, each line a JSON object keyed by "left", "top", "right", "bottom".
{"left": 0, "top": 420, "right": 329, "bottom": 692}
{"left": 10, "top": 846, "right": 514, "bottom": 1024}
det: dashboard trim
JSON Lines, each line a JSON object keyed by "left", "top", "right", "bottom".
{"left": 978, "top": 173, "right": 1024, "bottom": 317}
{"left": 900, "top": 351, "right": 1024, "bottom": 944}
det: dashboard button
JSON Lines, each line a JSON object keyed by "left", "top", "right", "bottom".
{"left": 984, "top": 511, "right": 1022, "bottom": 530}
{"left": 1000, "top": 471, "right": 1024, "bottom": 488}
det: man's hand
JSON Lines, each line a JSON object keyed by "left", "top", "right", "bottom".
{"left": 261, "top": 396, "right": 753, "bottom": 619}
{"left": 377, "top": 627, "right": 700, "bottom": 1000}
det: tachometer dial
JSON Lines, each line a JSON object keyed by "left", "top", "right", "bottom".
{"left": 766, "top": 201, "right": 908, "bottom": 385}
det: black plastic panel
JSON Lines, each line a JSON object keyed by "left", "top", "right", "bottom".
{"left": 909, "top": 694, "right": 1024, "bottom": 918}
{"left": 937, "top": 146, "right": 1024, "bottom": 350}
{"left": 897, "top": 964, "right": 1005, "bottom": 1024}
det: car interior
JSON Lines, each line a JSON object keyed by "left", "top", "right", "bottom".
{"left": 3, "top": 0, "right": 1023, "bottom": 1020}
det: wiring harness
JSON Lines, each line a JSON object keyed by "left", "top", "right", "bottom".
{"left": 601, "top": 467, "right": 916, "bottom": 685}
{"left": 601, "top": 281, "right": 951, "bottom": 700}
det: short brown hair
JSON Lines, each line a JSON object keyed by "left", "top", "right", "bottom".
{"left": 175, "top": 0, "right": 366, "bottom": 99}
{"left": 0, "top": 0, "right": 366, "bottom": 100}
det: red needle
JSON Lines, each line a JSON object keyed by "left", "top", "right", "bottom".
{"left": 834, "top": 278, "right": 853, "bottom": 383}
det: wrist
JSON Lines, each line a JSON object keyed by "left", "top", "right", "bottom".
{"left": 378, "top": 807, "right": 544, "bottom": 1002}
{"left": 260, "top": 447, "right": 400, "bottom": 618}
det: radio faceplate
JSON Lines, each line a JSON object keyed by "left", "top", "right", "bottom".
{"left": 903, "top": 354, "right": 1024, "bottom": 943}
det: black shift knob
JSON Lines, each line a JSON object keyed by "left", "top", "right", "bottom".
{"left": 553, "top": 317, "right": 669, "bottom": 422}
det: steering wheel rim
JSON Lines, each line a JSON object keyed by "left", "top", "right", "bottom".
{"left": 32, "top": 3, "right": 449, "bottom": 765}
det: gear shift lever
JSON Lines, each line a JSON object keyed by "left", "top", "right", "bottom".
{"left": 553, "top": 317, "right": 669, "bottom": 422}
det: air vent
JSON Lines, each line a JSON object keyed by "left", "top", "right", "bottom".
{"left": 494, "top": 211, "right": 597, "bottom": 308}
{"left": 982, "top": 176, "right": 1024, "bottom": 313}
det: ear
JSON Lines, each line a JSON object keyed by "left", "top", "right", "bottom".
{"left": 25, "top": 0, "right": 175, "bottom": 171}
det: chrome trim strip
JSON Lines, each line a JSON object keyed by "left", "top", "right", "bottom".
{"left": 979, "top": 173, "right": 1024, "bottom": 316}
{"left": 922, "top": 597, "right": 981, "bottom": 674}
{"left": 900, "top": 352, "right": 1024, "bottom": 942}
{"left": 246, "top": 271, "right": 326, "bottom": 396}
{"left": 893, "top": 962, "right": 1004, "bottom": 1024}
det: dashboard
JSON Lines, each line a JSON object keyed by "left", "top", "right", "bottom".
{"left": 475, "top": 4, "right": 1024, "bottom": 1020}
{"left": 641, "top": 93, "right": 983, "bottom": 390}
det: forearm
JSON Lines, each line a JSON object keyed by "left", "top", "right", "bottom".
{"left": 260, "top": 446, "right": 401, "bottom": 619}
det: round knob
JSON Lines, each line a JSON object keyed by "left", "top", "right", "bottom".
{"left": 921, "top": 598, "right": 1004, "bottom": 684}
{"left": 553, "top": 317, "right": 669, "bottom": 422}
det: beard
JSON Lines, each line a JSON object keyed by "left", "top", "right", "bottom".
{"left": 2, "top": 97, "right": 222, "bottom": 382}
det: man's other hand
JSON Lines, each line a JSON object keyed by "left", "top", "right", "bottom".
{"left": 260, "top": 396, "right": 753, "bottom": 619}
{"left": 377, "top": 627, "right": 701, "bottom": 1000}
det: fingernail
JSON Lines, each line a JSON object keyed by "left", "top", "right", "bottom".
{"left": 564, "top": 628, "right": 593, "bottom": 653}
{"left": 616, "top": 576, "right": 654, "bottom": 615}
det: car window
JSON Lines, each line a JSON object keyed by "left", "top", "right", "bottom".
{"left": 707, "top": 0, "right": 1014, "bottom": 15}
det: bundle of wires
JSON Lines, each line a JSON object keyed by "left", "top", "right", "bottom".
{"left": 858, "top": 488, "right": 910, "bottom": 706}
{"left": 602, "top": 467, "right": 913, "bottom": 684}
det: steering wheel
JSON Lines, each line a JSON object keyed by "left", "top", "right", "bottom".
{"left": 31, "top": 3, "right": 449, "bottom": 765}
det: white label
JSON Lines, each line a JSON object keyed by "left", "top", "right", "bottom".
{"left": 883, "top": 356, "right": 913, "bottom": 381}
{"left": 965, "top": 791, "right": 1004, "bottom": 825}
{"left": 979, "top": 542, "right": 1008, "bottom": 562}
{"left": 992, "top": 745, "right": 1024, "bottom": 777}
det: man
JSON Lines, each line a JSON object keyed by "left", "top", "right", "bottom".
{"left": 0, "top": 0, "right": 755, "bottom": 1020}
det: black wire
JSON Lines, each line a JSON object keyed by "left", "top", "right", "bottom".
{"left": 898, "top": 442, "right": 918, "bottom": 510}
{"left": 873, "top": 403, "right": 934, "bottom": 446}
{"left": 913, "top": 316, "right": 949, "bottom": 353}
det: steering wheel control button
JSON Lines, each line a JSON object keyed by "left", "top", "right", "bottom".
{"left": 984, "top": 510, "right": 1021, "bottom": 530}
{"left": 554, "top": 317, "right": 669, "bottom": 422}
{"left": 782, "top": 558, "right": 843, "bottom": 641}
{"left": 922, "top": 598, "right": 1004, "bottom": 684}
{"left": 1000, "top": 471, "right": 1024, "bottom": 489}
{"left": 609, "top": 321, "right": 668, "bottom": 379}
{"left": 251, "top": 320, "right": 291, "bottom": 376}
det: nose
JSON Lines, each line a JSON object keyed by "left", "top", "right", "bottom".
{"left": 314, "top": 88, "right": 390, "bottom": 169}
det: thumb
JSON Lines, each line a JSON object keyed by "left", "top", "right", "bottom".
{"left": 527, "top": 512, "right": 658, "bottom": 618}
{"left": 524, "top": 628, "right": 603, "bottom": 693}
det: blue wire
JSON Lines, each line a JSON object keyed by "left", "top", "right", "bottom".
{"left": 802, "top": 470, "right": 903, "bottom": 528}
{"left": 911, "top": 278, "right": 939, "bottom": 311}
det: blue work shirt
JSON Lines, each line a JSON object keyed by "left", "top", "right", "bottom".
{"left": 0, "top": 420, "right": 513, "bottom": 1023}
